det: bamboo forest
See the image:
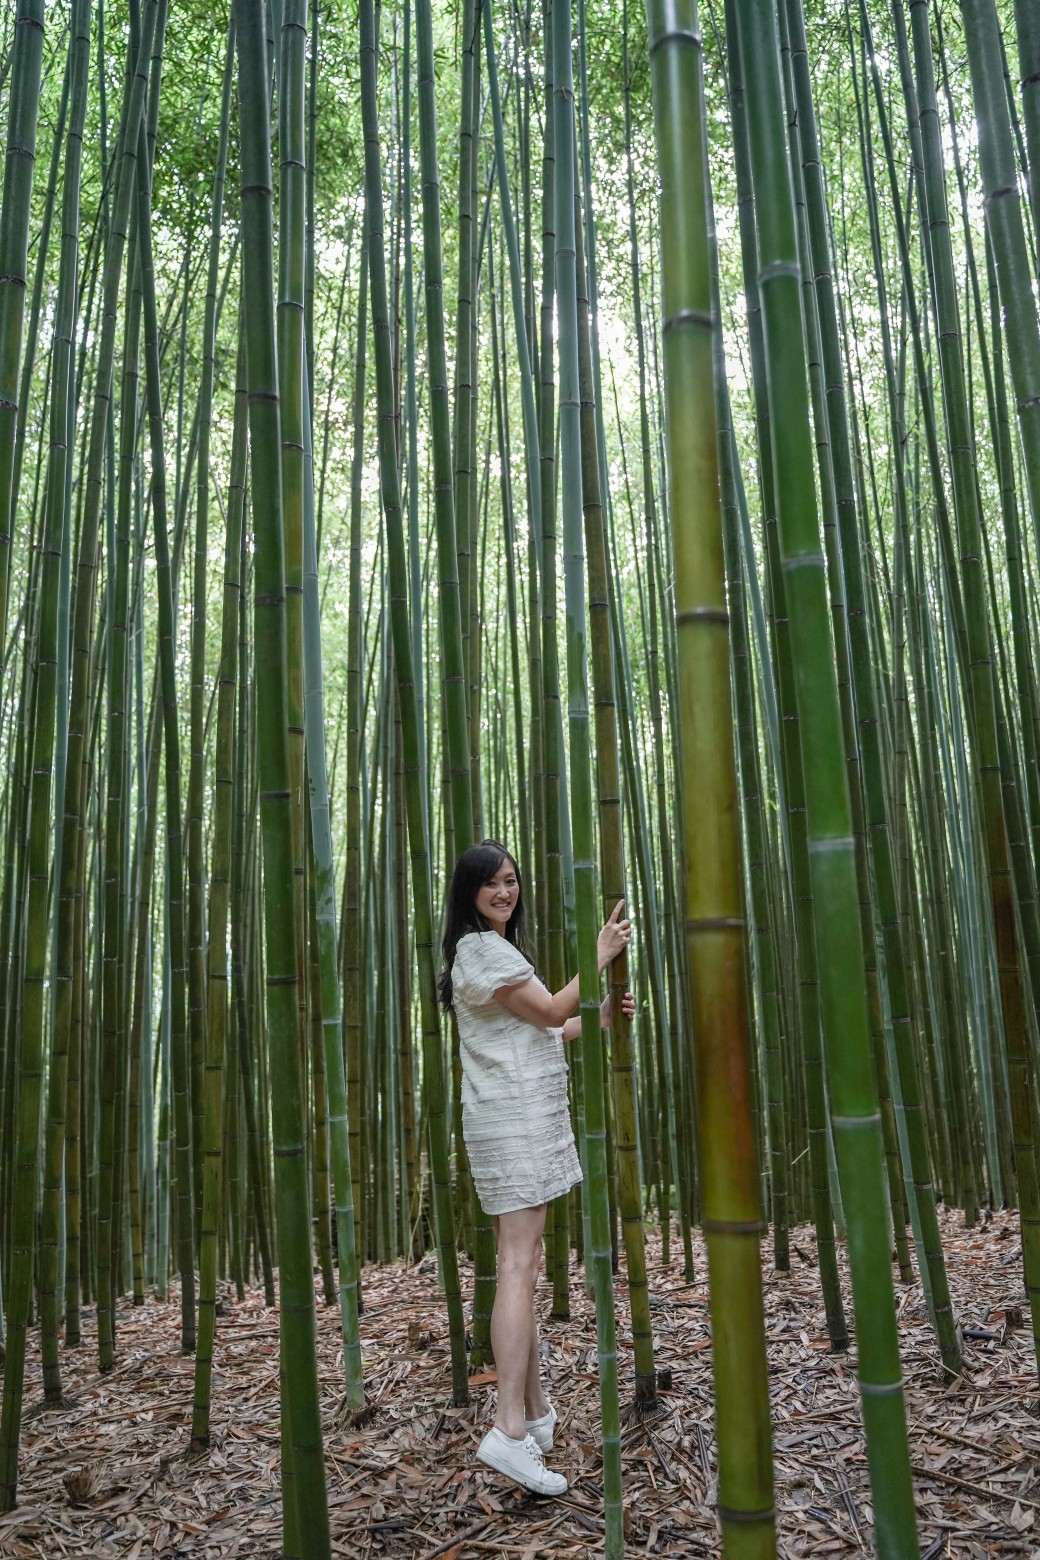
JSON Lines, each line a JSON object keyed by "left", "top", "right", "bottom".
{"left": 1, "top": 0, "right": 1040, "bottom": 1554}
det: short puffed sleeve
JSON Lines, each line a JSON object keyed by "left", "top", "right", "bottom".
{"left": 452, "top": 932, "right": 534, "bottom": 1007}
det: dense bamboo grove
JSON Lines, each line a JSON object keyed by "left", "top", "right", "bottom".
{"left": 0, "top": 0, "right": 1038, "bottom": 1555}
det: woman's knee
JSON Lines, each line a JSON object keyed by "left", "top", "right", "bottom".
{"left": 498, "top": 1240, "right": 539, "bottom": 1289}
{"left": 497, "top": 1208, "right": 545, "bottom": 1289}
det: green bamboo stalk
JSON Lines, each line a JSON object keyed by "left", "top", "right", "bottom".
{"left": 191, "top": 320, "right": 246, "bottom": 1453}
{"left": 453, "top": 0, "right": 477, "bottom": 752}
{"left": 894, "top": 0, "right": 1039, "bottom": 1227}
{"left": 392, "top": 697, "right": 419, "bottom": 1260}
{"left": 1014, "top": 0, "right": 1040, "bottom": 252}
{"left": 232, "top": 520, "right": 277, "bottom": 1309}
{"left": 487, "top": 237, "right": 532, "bottom": 901}
{"left": 275, "top": 0, "right": 312, "bottom": 1251}
{"left": 63, "top": 838, "right": 87, "bottom": 1333}
{"left": 484, "top": 0, "right": 542, "bottom": 554}
{"left": 306, "top": 0, "right": 318, "bottom": 428}
{"left": 136, "top": 30, "right": 203, "bottom": 1354}
{"left": 96, "top": 208, "right": 142, "bottom": 1374}
{"left": 359, "top": 0, "right": 469, "bottom": 1405}
{"left": 235, "top": 2, "right": 331, "bottom": 1551}
{"left": 733, "top": 1, "right": 920, "bottom": 1550}
{"left": 9, "top": 32, "right": 69, "bottom": 539}
{"left": 401, "top": 1, "right": 426, "bottom": 823}
{"left": 484, "top": 6, "right": 542, "bottom": 937}
{"left": 414, "top": 0, "right": 471, "bottom": 849}
{"left": 533, "top": 0, "right": 573, "bottom": 1322}
{"left": 553, "top": 0, "right": 621, "bottom": 1548}
{"left": 464, "top": 5, "right": 483, "bottom": 840}
{"left": 0, "top": 0, "right": 45, "bottom": 648}
{"left": 786, "top": 0, "right": 961, "bottom": 1370}
{"left": 709, "top": 217, "right": 791, "bottom": 1272}
{"left": 37, "top": 0, "right": 93, "bottom": 1402}
{"left": 623, "top": 0, "right": 683, "bottom": 1259}
{"left": 480, "top": 0, "right": 556, "bottom": 1357}
{"left": 604, "top": 379, "right": 689, "bottom": 1258}
{"left": 308, "top": 871, "right": 336, "bottom": 1300}
{"left": 570, "top": 144, "right": 655, "bottom": 1402}
{"left": 122, "top": 539, "right": 147, "bottom": 1307}
{"left": 127, "top": 683, "right": 163, "bottom": 1307}
{"left": 301, "top": 303, "right": 365, "bottom": 1410}
{"left": 646, "top": 4, "right": 777, "bottom": 1551}
{"left": 957, "top": 0, "right": 1040, "bottom": 1371}
{"left": 51, "top": 0, "right": 163, "bottom": 1360}
{"left": 844, "top": 11, "right": 947, "bottom": 1261}
{"left": 185, "top": 18, "right": 237, "bottom": 1268}
{"left": 447, "top": 0, "right": 480, "bottom": 1251}
{"left": 725, "top": 0, "right": 848, "bottom": 1350}
{"left": 344, "top": 228, "right": 368, "bottom": 1278}
{"left": 0, "top": 3, "right": 91, "bottom": 1497}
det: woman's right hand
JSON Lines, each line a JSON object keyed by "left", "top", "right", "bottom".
{"left": 597, "top": 900, "right": 632, "bottom": 968}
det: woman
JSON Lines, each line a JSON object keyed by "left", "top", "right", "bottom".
{"left": 439, "top": 840, "right": 633, "bottom": 1497}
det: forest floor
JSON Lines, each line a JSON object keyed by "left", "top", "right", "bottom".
{"left": 0, "top": 1206, "right": 1036, "bottom": 1558}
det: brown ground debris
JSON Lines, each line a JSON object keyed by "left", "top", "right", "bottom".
{"left": 0, "top": 1206, "right": 1035, "bottom": 1557}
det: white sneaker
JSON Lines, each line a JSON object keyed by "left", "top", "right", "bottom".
{"left": 524, "top": 1404, "right": 558, "bottom": 1453}
{"left": 477, "top": 1427, "right": 568, "bottom": 1495}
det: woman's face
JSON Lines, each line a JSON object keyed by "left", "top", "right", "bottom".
{"left": 474, "top": 858, "right": 520, "bottom": 935}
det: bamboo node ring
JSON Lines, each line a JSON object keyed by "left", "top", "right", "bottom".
{"left": 648, "top": 26, "right": 702, "bottom": 55}
{"left": 858, "top": 1377, "right": 904, "bottom": 1397}
{"left": 663, "top": 307, "right": 713, "bottom": 333}
{"left": 702, "top": 1217, "right": 767, "bottom": 1236}
{"left": 718, "top": 1505, "right": 777, "bottom": 1525}
{"left": 676, "top": 607, "right": 728, "bottom": 625}
{"left": 758, "top": 260, "right": 801, "bottom": 284}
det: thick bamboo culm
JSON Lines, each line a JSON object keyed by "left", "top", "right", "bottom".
{"left": 0, "top": 2, "right": 1039, "bottom": 1556}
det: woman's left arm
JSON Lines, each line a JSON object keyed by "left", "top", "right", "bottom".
{"left": 561, "top": 990, "right": 636, "bottom": 1042}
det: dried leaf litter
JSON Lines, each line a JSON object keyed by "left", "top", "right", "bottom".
{"left": 0, "top": 1207, "right": 1035, "bottom": 1558}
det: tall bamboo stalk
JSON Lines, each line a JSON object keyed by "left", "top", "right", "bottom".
{"left": 646, "top": 3, "right": 776, "bottom": 1551}
{"left": 957, "top": 0, "right": 1040, "bottom": 1372}
{"left": 786, "top": 0, "right": 961, "bottom": 1372}
{"left": 235, "top": 3, "right": 331, "bottom": 1552}
{"left": 0, "top": 0, "right": 45, "bottom": 650}
{"left": 359, "top": 0, "right": 469, "bottom": 1405}
{"left": 553, "top": 0, "right": 622, "bottom": 1549}
{"left": 191, "top": 319, "right": 246, "bottom": 1453}
{"left": 725, "top": 0, "right": 848, "bottom": 1351}
{"left": 302, "top": 305, "right": 365, "bottom": 1411}
{"left": 733, "top": 1, "right": 920, "bottom": 1550}
{"left": 37, "top": 0, "right": 93, "bottom": 1403}
{"left": 185, "top": 18, "right": 237, "bottom": 1264}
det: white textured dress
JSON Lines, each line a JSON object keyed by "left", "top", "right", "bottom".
{"left": 451, "top": 931, "right": 583, "bottom": 1216}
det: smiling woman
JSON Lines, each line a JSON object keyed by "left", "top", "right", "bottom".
{"left": 437, "top": 839, "right": 633, "bottom": 1497}
{"left": 474, "top": 858, "right": 520, "bottom": 932}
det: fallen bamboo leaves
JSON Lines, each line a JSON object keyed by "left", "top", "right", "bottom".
{"left": 0, "top": 1208, "right": 1034, "bottom": 1557}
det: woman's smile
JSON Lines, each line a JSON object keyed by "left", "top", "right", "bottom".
{"left": 476, "top": 865, "right": 519, "bottom": 932}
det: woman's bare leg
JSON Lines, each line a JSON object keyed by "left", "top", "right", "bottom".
{"left": 524, "top": 1307, "right": 550, "bottom": 1420}
{"left": 491, "top": 1205, "right": 547, "bottom": 1440}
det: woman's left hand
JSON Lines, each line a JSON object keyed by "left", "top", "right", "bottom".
{"left": 600, "top": 991, "right": 637, "bottom": 1029}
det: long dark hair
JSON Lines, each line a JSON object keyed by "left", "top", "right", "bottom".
{"left": 438, "top": 840, "right": 531, "bottom": 1008}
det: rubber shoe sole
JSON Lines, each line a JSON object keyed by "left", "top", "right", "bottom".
{"left": 477, "top": 1428, "right": 568, "bottom": 1496}
{"left": 524, "top": 1405, "right": 557, "bottom": 1453}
